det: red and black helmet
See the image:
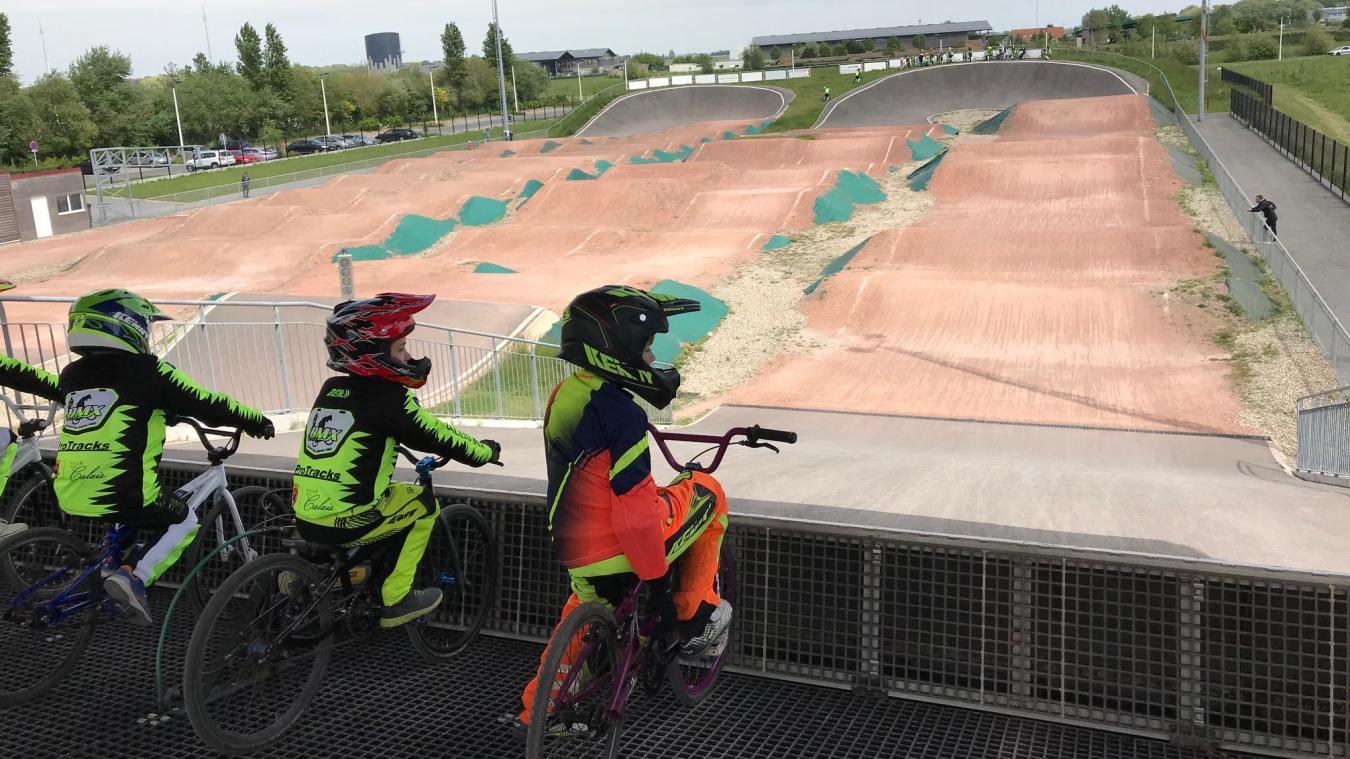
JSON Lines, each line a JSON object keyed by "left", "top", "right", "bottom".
{"left": 325, "top": 293, "right": 435, "bottom": 388}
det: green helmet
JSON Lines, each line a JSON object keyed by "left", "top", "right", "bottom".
{"left": 67, "top": 288, "right": 170, "bottom": 355}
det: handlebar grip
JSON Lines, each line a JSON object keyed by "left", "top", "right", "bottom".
{"left": 751, "top": 426, "right": 797, "bottom": 444}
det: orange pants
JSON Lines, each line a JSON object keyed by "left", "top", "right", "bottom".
{"left": 519, "top": 471, "right": 727, "bottom": 722}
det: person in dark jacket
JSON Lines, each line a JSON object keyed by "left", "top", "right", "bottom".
{"left": 1249, "top": 195, "right": 1278, "bottom": 236}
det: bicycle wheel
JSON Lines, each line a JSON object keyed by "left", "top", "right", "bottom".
{"left": 3, "top": 467, "right": 62, "bottom": 530}
{"left": 665, "top": 542, "right": 737, "bottom": 707}
{"left": 180, "top": 487, "right": 287, "bottom": 616}
{"left": 0, "top": 528, "right": 98, "bottom": 708}
{"left": 526, "top": 602, "right": 623, "bottom": 759}
{"left": 406, "top": 502, "right": 497, "bottom": 661}
{"left": 182, "top": 552, "right": 334, "bottom": 755}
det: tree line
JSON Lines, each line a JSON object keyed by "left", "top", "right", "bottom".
{"left": 1080, "top": 0, "right": 1349, "bottom": 62}
{"left": 0, "top": 14, "right": 559, "bottom": 170}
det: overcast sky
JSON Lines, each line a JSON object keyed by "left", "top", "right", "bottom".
{"left": 8, "top": 0, "right": 1191, "bottom": 84}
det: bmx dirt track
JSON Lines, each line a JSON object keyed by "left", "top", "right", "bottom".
{"left": 577, "top": 84, "right": 793, "bottom": 138}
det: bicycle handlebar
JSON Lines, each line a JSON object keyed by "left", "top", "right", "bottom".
{"left": 395, "top": 446, "right": 449, "bottom": 474}
{"left": 167, "top": 415, "right": 244, "bottom": 459}
{"left": 646, "top": 424, "right": 798, "bottom": 475}
{"left": 0, "top": 395, "right": 57, "bottom": 438}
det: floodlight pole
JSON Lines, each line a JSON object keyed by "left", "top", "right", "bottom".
{"left": 320, "top": 73, "right": 332, "bottom": 137}
{"left": 491, "top": 0, "right": 511, "bottom": 138}
{"left": 1198, "top": 0, "right": 1209, "bottom": 122}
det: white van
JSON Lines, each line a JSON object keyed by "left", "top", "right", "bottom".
{"left": 186, "top": 150, "right": 237, "bottom": 171}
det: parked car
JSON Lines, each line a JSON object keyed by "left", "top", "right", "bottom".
{"left": 126, "top": 150, "right": 169, "bottom": 166}
{"left": 79, "top": 159, "right": 119, "bottom": 176}
{"left": 228, "top": 149, "right": 260, "bottom": 165}
{"left": 374, "top": 128, "right": 419, "bottom": 143}
{"left": 185, "top": 150, "right": 236, "bottom": 171}
{"left": 342, "top": 134, "right": 376, "bottom": 147}
{"left": 286, "top": 139, "right": 327, "bottom": 156}
{"left": 241, "top": 147, "right": 278, "bottom": 162}
{"left": 1331, "top": 46, "right": 1350, "bottom": 56}
{"left": 224, "top": 139, "right": 253, "bottom": 151}
{"left": 314, "top": 136, "right": 346, "bottom": 151}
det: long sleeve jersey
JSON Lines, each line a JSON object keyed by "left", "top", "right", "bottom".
{"left": 0, "top": 355, "right": 61, "bottom": 402}
{"left": 55, "top": 352, "right": 269, "bottom": 517}
{"left": 543, "top": 372, "right": 668, "bottom": 581}
{"left": 291, "top": 375, "right": 494, "bottom": 524}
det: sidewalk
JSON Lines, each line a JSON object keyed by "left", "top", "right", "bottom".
{"left": 1196, "top": 115, "right": 1350, "bottom": 332}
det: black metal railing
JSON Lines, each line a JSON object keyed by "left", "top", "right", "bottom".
{"left": 1231, "top": 87, "right": 1349, "bottom": 202}
{"left": 1220, "top": 67, "right": 1272, "bottom": 105}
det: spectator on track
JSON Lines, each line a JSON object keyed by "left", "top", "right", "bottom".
{"left": 240, "top": 172, "right": 250, "bottom": 199}
{"left": 1249, "top": 195, "right": 1278, "bottom": 237}
{"left": 853, "top": 70, "right": 862, "bottom": 85}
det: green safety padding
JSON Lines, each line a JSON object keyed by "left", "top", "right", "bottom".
{"left": 1227, "top": 277, "right": 1275, "bottom": 321}
{"left": 804, "top": 238, "right": 871, "bottom": 295}
{"left": 473, "top": 262, "right": 517, "bottom": 274}
{"left": 540, "top": 140, "right": 563, "bottom": 154}
{"left": 518, "top": 179, "right": 544, "bottom": 201}
{"left": 569, "top": 159, "right": 616, "bottom": 180}
{"left": 972, "top": 107, "right": 1014, "bottom": 135}
{"left": 1207, "top": 233, "right": 1275, "bottom": 321}
{"left": 540, "top": 279, "right": 727, "bottom": 364}
{"left": 499, "top": 150, "right": 516, "bottom": 158}
{"left": 1167, "top": 147, "right": 1203, "bottom": 185}
{"left": 629, "top": 155, "right": 660, "bottom": 164}
{"left": 907, "top": 151, "right": 949, "bottom": 191}
{"left": 760, "top": 119, "right": 773, "bottom": 129}
{"left": 651, "top": 145, "right": 694, "bottom": 163}
{"left": 339, "top": 245, "right": 389, "bottom": 262}
{"left": 942, "top": 123, "right": 959, "bottom": 135}
{"left": 907, "top": 134, "right": 945, "bottom": 161}
{"left": 762, "top": 234, "right": 791, "bottom": 251}
{"left": 458, "top": 196, "right": 508, "bottom": 226}
{"left": 594, "top": 159, "right": 614, "bottom": 175}
{"left": 812, "top": 170, "right": 886, "bottom": 224}
{"left": 700, "top": 137, "right": 713, "bottom": 144}
{"left": 721, "top": 131, "right": 738, "bottom": 140}
{"left": 744, "top": 124, "right": 763, "bottom": 135}
{"left": 330, "top": 213, "right": 459, "bottom": 262}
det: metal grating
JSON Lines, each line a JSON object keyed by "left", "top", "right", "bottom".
{"left": 0, "top": 592, "right": 1224, "bottom": 759}
{"left": 10, "top": 460, "right": 1350, "bottom": 756}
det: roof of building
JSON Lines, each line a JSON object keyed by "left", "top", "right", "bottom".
{"left": 751, "top": 21, "right": 993, "bottom": 46}
{"left": 519, "top": 48, "right": 617, "bottom": 62}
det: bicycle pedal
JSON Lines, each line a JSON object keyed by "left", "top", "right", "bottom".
{"left": 135, "top": 712, "right": 173, "bottom": 727}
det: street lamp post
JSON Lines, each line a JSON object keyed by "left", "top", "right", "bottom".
{"left": 319, "top": 73, "right": 332, "bottom": 138}
{"left": 171, "top": 83, "right": 186, "bottom": 148}
{"left": 1279, "top": 16, "right": 1287, "bottom": 61}
{"left": 1198, "top": 0, "right": 1209, "bottom": 122}
{"left": 429, "top": 69, "right": 439, "bottom": 132}
{"left": 490, "top": 0, "right": 511, "bottom": 139}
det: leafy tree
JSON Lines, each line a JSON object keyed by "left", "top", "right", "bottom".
{"left": 769, "top": 46, "right": 781, "bottom": 62}
{"left": 234, "top": 23, "right": 264, "bottom": 88}
{"left": 912, "top": 34, "right": 927, "bottom": 49}
{"left": 509, "top": 57, "right": 549, "bottom": 103}
{"left": 831, "top": 43, "right": 849, "bottom": 56}
{"left": 175, "top": 67, "right": 259, "bottom": 144}
{"left": 0, "top": 13, "right": 13, "bottom": 78}
{"left": 26, "top": 73, "right": 97, "bottom": 156}
{"left": 69, "top": 47, "right": 146, "bottom": 147}
{"left": 482, "top": 23, "right": 514, "bottom": 68}
{"left": 1303, "top": 26, "right": 1333, "bottom": 55}
{"left": 1213, "top": 16, "right": 1238, "bottom": 35}
{"left": 1246, "top": 36, "right": 1278, "bottom": 59}
{"left": 697, "top": 54, "right": 714, "bottom": 74}
{"left": 800, "top": 45, "right": 817, "bottom": 59}
{"left": 886, "top": 37, "right": 901, "bottom": 55}
{"left": 845, "top": 39, "right": 866, "bottom": 54}
{"left": 742, "top": 46, "right": 767, "bottom": 70}
{"left": 0, "top": 77, "right": 35, "bottom": 163}
{"left": 263, "top": 24, "right": 292, "bottom": 97}
{"left": 191, "top": 52, "right": 212, "bottom": 74}
{"left": 441, "top": 22, "right": 468, "bottom": 91}
{"left": 629, "top": 52, "right": 665, "bottom": 70}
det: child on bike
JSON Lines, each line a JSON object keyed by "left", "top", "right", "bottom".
{"left": 54, "top": 289, "right": 274, "bottom": 625}
{"left": 0, "top": 280, "right": 68, "bottom": 537}
{"left": 514, "top": 285, "right": 731, "bottom": 729}
{"left": 291, "top": 293, "right": 500, "bottom": 628}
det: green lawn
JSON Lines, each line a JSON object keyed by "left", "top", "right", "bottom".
{"left": 1226, "top": 56, "right": 1350, "bottom": 144}
{"left": 746, "top": 68, "right": 904, "bottom": 132}
{"left": 546, "top": 75, "right": 625, "bottom": 101}
{"left": 1059, "top": 48, "right": 1231, "bottom": 115}
{"left": 105, "top": 116, "right": 559, "bottom": 200}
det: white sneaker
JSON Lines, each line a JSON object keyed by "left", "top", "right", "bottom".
{"left": 0, "top": 520, "right": 27, "bottom": 539}
{"left": 680, "top": 599, "right": 732, "bottom": 658}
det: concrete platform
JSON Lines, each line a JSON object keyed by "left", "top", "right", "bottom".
{"left": 166, "top": 404, "right": 1350, "bottom": 575}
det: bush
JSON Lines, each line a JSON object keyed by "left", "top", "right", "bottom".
{"left": 1303, "top": 27, "right": 1333, "bottom": 55}
{"left": 1245, "top": 36, "right": 1278, "bottom": 60}
{"left": 845, "top": 39, "right": 866, "bottom": 54}
{"left": 1166, "top": 41, "right": 1200, "bottom": 64}
{"left": 832, "top": 43, "right": 848, "bottom": 57}
{"left": 1224, "top": 37, "right": 1249, "bottom": 62}
{"left": 770, "top": 47, "right": 781, "bottom": 62}
{"left": 800, "top": 46, "right": 817, "bottom": 59}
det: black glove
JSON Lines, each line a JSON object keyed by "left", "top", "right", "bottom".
{"left": 474, "top": 439, "right": 502, "bottom": 467}
{"left": 248, "top": 420, "right": 275, "bottom": 440}
{"left": 645, "top": 571, "right": 678, "bottom": 642}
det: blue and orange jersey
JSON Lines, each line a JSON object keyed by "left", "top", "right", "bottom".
{"left": 544, "top": 372, "right": 668, "bottom": 580}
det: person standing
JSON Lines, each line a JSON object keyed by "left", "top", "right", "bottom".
{"left": 822, "top": 85, "right": 831, "bottom": 102}
{"left": 853, "top": 69, "right": 862, "bottom": 85}
{"left": 1249, "top": 195, "right": 1278, "bottom": 237}
{"left": 240, "top": 172, "right": 251, "bottom": 199}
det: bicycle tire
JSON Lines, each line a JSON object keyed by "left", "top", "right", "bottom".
{"left": 406, "top": 502, "right": 498, "bottom": 661}
{"left": 3, "top": 466, "right": 61, "bottom": 529}
{"left": 180, "top": 486, "right": 287, "bottom": 616}
{"left": 665, "top": 542, "right": 737, "bottom": 707}
{"left": 0, "top": 527, "right": 98, "bottom": 708}
{"left": 526, "top": 602, "right": 622, "bottom": 759}
{"left": 182, "top": 552, "right": 333, "bottom": 755}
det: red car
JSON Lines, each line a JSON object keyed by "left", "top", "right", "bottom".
{"left": 228, "top": 149, "right": 260, "bottom": 164}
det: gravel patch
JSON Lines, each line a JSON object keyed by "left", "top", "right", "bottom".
{"left": 677, "top": 157, "right": 936, "bottom": 412}
{"left": 930, "top": 109, "right": 1005, "bottom": 132}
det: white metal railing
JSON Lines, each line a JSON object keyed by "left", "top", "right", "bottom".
{"left": 1296, "top": 385, "right": 1350, "bottom": 478}
{"left": 0, "top": 296, "right": 672, "bottom": 424}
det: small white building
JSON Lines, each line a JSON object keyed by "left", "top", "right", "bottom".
{"left": 713, "top": 59, "right": 743, "bottom": 70}
{"left": 669, "top": 62, "right": 700, "bottom": 73}
{"left": 1320, "top": 5, "right": 1348, "bottom": 23}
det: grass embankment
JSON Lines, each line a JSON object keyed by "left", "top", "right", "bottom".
{"left": 545, "top": 74, "right": 624, "bottom": 100}
{"left": 751, "top": 68, "right": 902, "bottom": 132}
{"left": 1226, "top": 56, "right": 1350, "bottom": 144}
{"left": 106, "top": 117, "right": 560, "bottom": 200}
{"left": 1059, "top": 48, "right": 1231, "bottom": 115}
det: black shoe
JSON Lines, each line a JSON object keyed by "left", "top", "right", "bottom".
{"left": 379, "top": 587, "right": 441, "bottom": 628}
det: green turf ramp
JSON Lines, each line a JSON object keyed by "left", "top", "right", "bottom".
{"left": 762, "top": 234, "right": 791, "bottom": 251}
{"left": 473, "top": 262, "right": 517, "bottom": 274}
{"left": 972, "top": 107, "right": 1014, "bottom": 135}
{"left": 907, "top": 134, "right": 945, "bottom": 161}
{"left": 458, "top": 196, "right": 508, "bottom": 226}
{"left": 804, "top": 238, "right": 872, "bottom": 295}
{"left": 907, "top": 151, "right": 949, "bottom": 191}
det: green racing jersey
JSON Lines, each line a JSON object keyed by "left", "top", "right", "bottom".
{"left": 0, "top": 355, "right": 61, "bottom": 402}
{"left": 54, "top": 352, "right": 268, "bottom": 517}
{"left": 292, "top": 375, "right": 494, "bottom": 526}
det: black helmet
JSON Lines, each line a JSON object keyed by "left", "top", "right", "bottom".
{"left": 559, "top": 285, "right": 700, "bottom": 409}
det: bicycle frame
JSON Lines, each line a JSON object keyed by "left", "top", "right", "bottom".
{"left": 0, "top": 395, "right": 57, "bottom": 477}
{"left": 8, "top": 525, "right": 133, "bottom": 628}
{"left": 174, "top": 466, "right": 256, "bottom": 565}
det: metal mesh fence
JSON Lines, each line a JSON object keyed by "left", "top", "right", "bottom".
{"left": 134, "top": 459, "right": 1350, "bottom": 756}
{"left": 1296, "top": 386, "right": 1350, "bottom": 478}
{"left": 1231, "top": 88, "right": 1349, "bottom": 202}
{"left": 1220, "top": 68, "right": 1272, "bottom": 105}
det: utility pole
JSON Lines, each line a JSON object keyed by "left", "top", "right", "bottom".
{"left": 1278, "top": 16, "right": 1286, "bottom": 61}
{"left": 202, "top": 5, "right": 213, "bottom": 61}
{"left": 576, "top": 64, "right": 583, "bottom": 102}
{"left": 1151, "top": 26, "right": 1156, "bottom": 59}
{"left": 38, "top": 22, "right": 50, "bottom": 73}
{"left": 1198, "top": 0, "right": 1209, "bottom": 122}
{"left": 429, "top": 70, "right": 439, "bottom": 129}
{"left": 491, "top": 0, "right": 511, "bottom": 138}
{"left": 511, "top": 67, "right": 519, "bottom": 113}
{"left": 171, "top": 80, "right": 186, "bottom": 147}
{"left": 320, "top": 73, "right": 332, "bottom": 138}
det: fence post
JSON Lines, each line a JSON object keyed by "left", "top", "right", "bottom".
{"left": 198, "top": 304, "right": 217, "bottom": 390}
{"left": 856, "top": 541, "right": 885, "bottom": 691}
{"left": 271, "top": 306, "right": 293, "bottom": 411}
{"left": 491, "top": 336, "right": 505, "bottom": 418}
{"left": 528, "top": 343, "right": 542, "bottom": 419}
{"left": 1010, "top": 556, "right": 1034, "bottom": 706}
{"left": 1176, "top": 577, "right": 1208, "bottom": 743}
{"left": 447, "top": 331, "right": 463, "bottom": 418}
